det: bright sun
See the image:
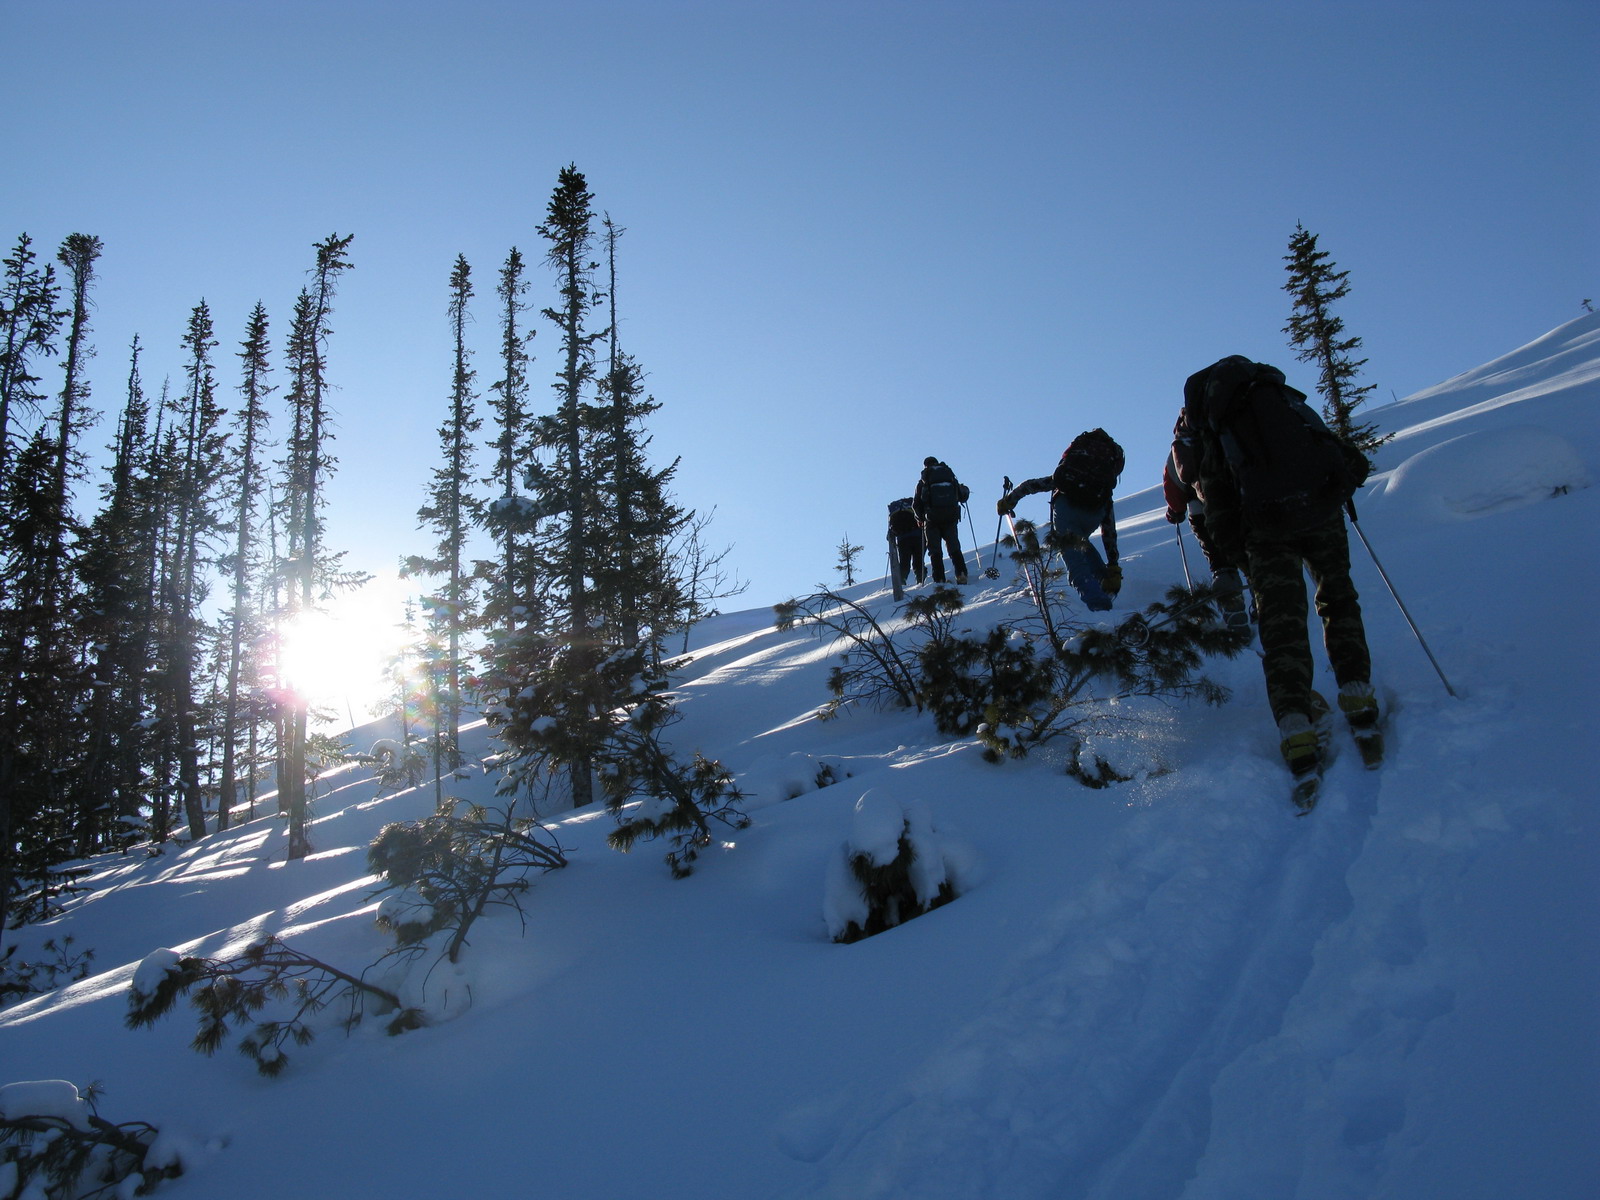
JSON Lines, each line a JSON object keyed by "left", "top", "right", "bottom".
{"left": 276, "top": 578, "right": 410, "bottom": 727}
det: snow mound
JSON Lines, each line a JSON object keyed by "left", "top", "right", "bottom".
{"left": 1377, "top": 424, "right": 1589, "bottom": 520}
{"left": 737, "top": 750, "right": 850, "bottom": 808}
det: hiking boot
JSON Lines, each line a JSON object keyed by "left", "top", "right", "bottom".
{"left": 1338, "top": 680, "right": 1379, "bottom": 731}
{"left": 1212, "top": 569, "right": 1251, "bottom": 630}
{"left": 1278, "top": 712, "right": 1322, "bottom": 776}
{"left": 955, "top": 572, "right": 969, "bottom": 585}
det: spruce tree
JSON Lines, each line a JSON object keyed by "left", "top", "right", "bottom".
{"left": 75, "top": 337, "right": 156, "bottom": 851}
{"left": 217, "top": 304, "right": 274, "bottom": 832}
{"left": 0, "top": 236, "right": 102, "bottom": 929}
{"left": 1282, "top": 223, "right": 1387, "bottom": 457}
{"left": 596, "top": 215, "right": 687, "bottom": 658}
{"left": 277, "top": 234, "right": 357, "bottom": 858}
{"left": 0, "top": 233, "right": 64, "bottom": 481}
{"left": 403, "top": 254, "right": 482, "bottom": 771}
{"left": 526, "top": 166, "right": 606, "bottom": 809}
{"left": 835, "top": 535, "right": 864, "bottom": 586}
{"left": 482, "top": 246, "right": 536, "bottom": 634}
{"left": 481, "top": 170, "right": 744, "bottom": 863}
{"left": 160, "top": 301, "right": 231, "bottom": 842}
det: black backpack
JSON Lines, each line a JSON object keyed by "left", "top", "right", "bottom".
{"left": 887, "top": 497, "right": 919, "bottom": 535}
{"left": 1052, "top": 428, "right": 1124, "bottom": 508}
{"left": 921, "top": 463, "right": 967, "bottom": 521}
{"left": 1184, "top": 357, "right": 1366, "bottom": 536}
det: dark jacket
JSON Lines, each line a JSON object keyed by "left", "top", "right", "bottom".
{"left": 913, "top": 461, "right": 969, "bottom": 524}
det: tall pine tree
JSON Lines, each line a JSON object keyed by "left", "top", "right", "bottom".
{"left": 0, "top": 233, "right": 63, "bottom": 482}
{"left": 1283, "top": 223, "right": 1387, "bottom": 458}
{"left": 277, "top": 234, "right": 357, "bottom": 859}
{"left": 482, "top": 246, "right": 537, "bottom": 635}
{"left": 217, "top": 303, "right": 274, "bottom": 832}
{"left": 404, "top": 254, "right": 482, "bottom": 772}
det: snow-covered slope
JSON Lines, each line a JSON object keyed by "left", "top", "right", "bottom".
{"left": 3, "top": 316, "right": 1597, "bottom": 1200}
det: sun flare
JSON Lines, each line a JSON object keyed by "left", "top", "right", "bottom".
{"left": 275, "top": 579, "right": 410, "bottom": 726}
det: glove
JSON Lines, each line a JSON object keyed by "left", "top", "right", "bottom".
{"left": 1165, "top": 507, "right": 1185, "bottom": 525}
{"left": 996, "top": 495, "right": 1015, "bottom": 516}
{"left": 1103, "top": 564, "right": 1123, "bottom": 597}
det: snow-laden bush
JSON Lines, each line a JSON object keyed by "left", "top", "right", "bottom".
{"left": 367, "top": 795, "right": 567, "bottom": 962}
{"left": 367, "top": 737, "right": 427, "bottom": 793}
{"left": 0, "top": 1079, "right": 182, "bottom": 1197}
{"left": 824, "top": 789, "right": 957, "bottom": 943}
{"left": 125, "top": 939, "right": 423, "bottom": 1078}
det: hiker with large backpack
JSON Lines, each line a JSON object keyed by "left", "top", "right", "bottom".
{"left": 1163, "top": 408, "right": 1251, "bottom": 631}
{"left": 1183, "top": 355, "right": 1380, "bottom": 802}
{"left": 913, "top": 457, "right": 971, "bottom": 585}
{"left": 996, "top": 428, "right": 1125, "bottom": 612}
{"left": 886, "top": 497, "right": 926, "bottom": 590}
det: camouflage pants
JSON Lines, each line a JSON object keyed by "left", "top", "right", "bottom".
{"left": 1244, "top": 515, "right": 1372, "bottom": 725}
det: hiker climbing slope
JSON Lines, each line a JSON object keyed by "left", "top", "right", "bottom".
{"left": 997, "top": 429, "right": 1125, "bottom": 612}
{"left": 1164, "top": 408, "right": 1251, "bottom": 631}
{"left": 913, "top": 457, "right": 970, "bottom": 585}
{"left": 1183, "top": 355, "right": 1381, "bottom": 806}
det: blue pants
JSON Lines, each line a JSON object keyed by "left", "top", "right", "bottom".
{"left": 1048, "top": 497, "right": 1113, "bottom": 611}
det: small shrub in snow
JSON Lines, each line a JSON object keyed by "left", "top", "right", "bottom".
{"left": 825, "top": 790, "right": 956, "bottom": 944}
{"left": 366, "top": 738, "right": 427, "bottom": 793}
{"left": 367, "top": 795, "right": 568, "bottom": 962}
{"left": 486, "top": 644, "right": 747, "bottom": 878}
{"left": 0, "top": 1079, "right": 181, "bottom": 1197}
{"left": 775, "top": 590, "right": 923, "bottom": 719}
{"left": 782, "top": 573, "right": 1247, "bottom": 767}
{"left": 125, "top": 939, "right": 422, "bottom": 1078}
{"left": 0, "top": 937, "right": 94, "bottom": 1008}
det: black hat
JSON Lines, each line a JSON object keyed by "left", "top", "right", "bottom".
{"left": 923, "top": 456, "right": 939, "bottom": 467}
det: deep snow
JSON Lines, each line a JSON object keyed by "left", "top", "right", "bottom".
{"left": 3, "top": 316, "right": 1597, "bottom": 1200}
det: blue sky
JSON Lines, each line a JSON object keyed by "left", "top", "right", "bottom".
{"left": 7, "top": 0, "right": 1596, "bottom": 690}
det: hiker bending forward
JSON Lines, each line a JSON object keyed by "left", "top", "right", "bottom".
{"left": 997, "top": 429, "right": 1125, "bottom": 612}
{"left": 1182, "top": 355, "right": 1379, "bottom": 778}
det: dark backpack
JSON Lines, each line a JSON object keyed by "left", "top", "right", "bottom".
{"left": 887, "top": 497, "right": 919, "bottom": 535}
{"left": 1052, "top": 428, "right": 1124, "bottom": 508}
{"left": 1184, "top": 357, "right": 1365, "bottom": 536}
{"left": 920, "top": 463, "right": 967, "bottom": 521}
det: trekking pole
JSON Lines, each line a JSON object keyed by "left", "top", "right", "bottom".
{"left": 963, "top": 502, "right": 984, "bottom": 581}
{"left": 983, "top": 506, "right": 1004, "bottom": 579}
{"left": 1346, "top": 501, "right": 1458, "bottom": 699}
{"left": 1175, "top": 521, "right": 1195, "bottom": 589}
{"left": 998, "top": 477, "right": 1046, "bottom": 612}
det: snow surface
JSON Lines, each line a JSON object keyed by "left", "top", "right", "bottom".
{"left": 3, "top": 315, "right": 1598, "bottom": 1199}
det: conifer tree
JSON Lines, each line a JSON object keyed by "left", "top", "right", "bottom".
{"left": 76, "top": 338, "right": 157, "bottom": 850}
{"left": 0, "top": 236, "right": 102, "bottom": 929}
{"left": 835, "top": 535, "right": 864, "bottom": 586}
{"left": 1283, "top": 223, "right": 1387, "bottom": 457}
{"left": 525, "top": 166, "right": 606, "bottom": 808}
{"left": 0, "top": 233, "right": 63, "bottom": 481}
{"left": 482, "top": 247, "right": 536, "bottom": 633}
{"left": 278, "top": 234, "right": 358, "bottom": 858}
{"left": 217, "top": 304, "right": 274, "bottom": 832}
{"left": 159, "top": 301, "right": 231, "bottom": 841}
{"left": 404, "top": 254, "right": 482, "bottom": 769}
{"left": 596, "top": 216, "right": 687, "bottom": 657}
{"left": 481, "top": 169, "right": 744, "bottom": 861}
